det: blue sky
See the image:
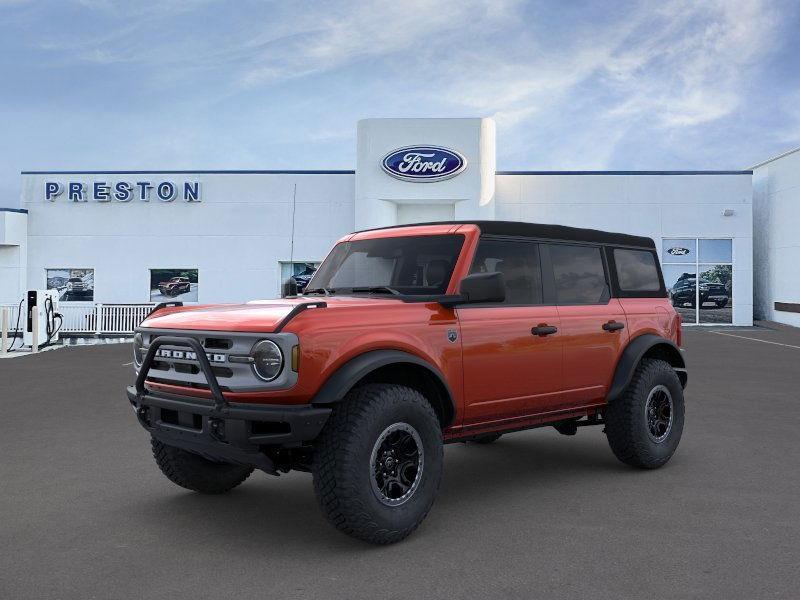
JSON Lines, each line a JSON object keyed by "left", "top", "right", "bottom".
{"left": 1, "top": 0, "right": 799, "bottom": 208}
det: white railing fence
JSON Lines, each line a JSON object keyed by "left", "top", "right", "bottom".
{"left": 0, "top": 302, "right": 155, "bottom": 335}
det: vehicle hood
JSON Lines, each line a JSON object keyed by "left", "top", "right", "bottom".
{"left": 140, "top": 296, "right": 405, "bottom": 333}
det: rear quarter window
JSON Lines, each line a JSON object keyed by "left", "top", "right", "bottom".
{"left": 613, "top": 248, "right": 661, "bottom": 292}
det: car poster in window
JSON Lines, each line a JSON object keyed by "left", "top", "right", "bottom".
{"left": 662, "top": 265, "right": 697, "bottom": 324}
{"left": 698, "top": 264, "right": 732, "bottom": 324}
{"left": 46, "top": 268, "right": 94, "bottom": 302}
{"left": 150, "top": 269, "right": 198, "bottom": 302}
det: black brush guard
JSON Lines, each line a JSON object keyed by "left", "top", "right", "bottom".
{"left": 127, "top": 336, "right": 330, "bottom": 474}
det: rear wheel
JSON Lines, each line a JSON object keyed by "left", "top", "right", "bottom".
{"left": 312, "top": 383, "right": 443, "bottom": 544}
{"left": 151, "top": 438, "right": 253, "bottom": 494}
{"left": 604, "top": 359, "right": 684, "bottom": 469}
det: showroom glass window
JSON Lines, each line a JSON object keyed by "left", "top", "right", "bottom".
{"left": 662, "top": 239, "right": 733, "bottom": 325}
{"left": 149, "top": 269, "right": 199, "bottom": 303}
{"left": 280, "top": 261, "right": 320, "bottom": 297}
{"left": 46, "top": 268, "right": 95, "bottom": 303}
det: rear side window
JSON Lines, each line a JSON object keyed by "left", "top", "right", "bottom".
{"left": 470, "top": 239, "right": 543, "bottom": 304}
{"left": 549, "top": 244, "right": 608, "bottom": 304}
{"left": 614, "top": 249, "right": 661, "bottom": 291}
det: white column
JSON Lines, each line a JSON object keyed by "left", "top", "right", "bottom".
{"left": 31, "top": 307, "right": 38, "bottom": 353}
{"left": 1, "top": 307, "right": 8, "bottom": 353}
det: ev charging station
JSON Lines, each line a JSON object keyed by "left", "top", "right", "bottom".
{"left": 23, "top": 289, "right": 62, "bottom": 349}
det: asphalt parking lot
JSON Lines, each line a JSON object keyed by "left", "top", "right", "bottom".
{"left": 2, "top": 325, "right": 799, "bottom": 599}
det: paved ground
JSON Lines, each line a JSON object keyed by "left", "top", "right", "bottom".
{"left": 2, "top": 325, "right": 799, "bottom": 599}
{"left": 673, "top": 304, "right": 733, "bottom": 325}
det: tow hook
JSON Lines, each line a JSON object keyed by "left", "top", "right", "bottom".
{"left": 209, "top": 417, "right": 226, "bottom": 442}
{"left": 135, "top": 405, "right": 151, "bottom": 427}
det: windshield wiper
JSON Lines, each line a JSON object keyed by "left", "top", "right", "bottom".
{"left": 349, "top": 286, "right": 401, "bottom": 295}
{"left": 303, "top": 287, "right": 334, "bottom": 296}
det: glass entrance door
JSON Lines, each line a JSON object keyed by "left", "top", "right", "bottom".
{"left": 662, "top": 239, "right": 733, "bottom": 325}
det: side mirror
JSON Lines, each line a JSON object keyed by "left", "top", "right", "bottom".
{"left": 439, "top": 272, "right": 505, "bottom": 307}
{"left": 284, "top": 277, "right": 299, "bottom": 297}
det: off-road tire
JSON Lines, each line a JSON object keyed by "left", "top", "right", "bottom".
{"left": 312, "top": 383, "right": 443, "bottom": 544}
{"left": 604, "top": 358, "right": 684, "bottom": 469}
{"left": 469, "top": 433, "right": 503, "bottom": 444}
{"left": 151, "top": 438, "right": 253, "bottom": 494}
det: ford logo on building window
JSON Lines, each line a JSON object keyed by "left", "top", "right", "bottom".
{"left": 667, "top": 247, "right": 691, "bottom": 256}
{"left": 381, "top": 145, "right": 467, "bottom": 182}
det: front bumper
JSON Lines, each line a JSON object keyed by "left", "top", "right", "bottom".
{"left": 127, "top": 387, "right": 331, "bottom": 473}
{"left": 127, "top": 334, "right": 329, "bottom": 474}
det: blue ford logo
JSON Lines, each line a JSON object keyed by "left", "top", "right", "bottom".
{"left": 382, "top": 146, "right": 467, "bottom": 182}
{"left": 667, "top": 247, "right": 690, "bottom": 256}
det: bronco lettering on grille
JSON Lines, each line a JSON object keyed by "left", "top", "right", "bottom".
{"left": 154, "top": 348, "right": 226, "bottom": 363}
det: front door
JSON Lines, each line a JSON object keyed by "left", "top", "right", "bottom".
{"left": 458, "top": 238, "right": 563, "bottom": 426}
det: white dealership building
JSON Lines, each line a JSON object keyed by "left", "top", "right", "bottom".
{"left": 4, "top": 117, "right": 796, "bottom": 331}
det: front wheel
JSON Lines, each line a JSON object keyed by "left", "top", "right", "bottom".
{"left": 151, "top": 438, "right": 253, "bottom": 494}
{"left": 604, "top": 358, "right": 684, "bottom": 469}
{"left": 312, "top": 383, "right": 443, "bottom": 544}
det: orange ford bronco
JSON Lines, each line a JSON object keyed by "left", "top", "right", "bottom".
{"left": 128, "top": 221, "right": 686, "bottom": 544}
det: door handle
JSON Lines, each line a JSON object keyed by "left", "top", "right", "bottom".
{"left": 532, "top": 324, "right": 558, "bottom": 337}
{"left": 602, "top": 320, "right": 625, "bottom": 332}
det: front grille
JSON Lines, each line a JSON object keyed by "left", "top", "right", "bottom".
{"left": 174, "top": 363, "right": 200, "bottom": 375}
{"left": 137, "top": 329, "right": 298, "bottom": 392}
{"left": 211, "top": 366, "right": 233, "bottom": 379}
{"left": 205, "top": 337, "right": 233, "bottom": 350}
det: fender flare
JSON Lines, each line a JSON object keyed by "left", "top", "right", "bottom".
{"left": 606, "top": 334, "right": 687, "bottom": 402}
{"left": 311, "top": 349, "right": 456, "bottom": 426}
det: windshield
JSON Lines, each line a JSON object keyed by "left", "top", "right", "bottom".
{"left": 307, "top": 234, "right": 464, "bottom": 296}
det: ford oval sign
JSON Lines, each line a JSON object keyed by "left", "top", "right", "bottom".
{"left": 667, "top": 247, "right": 690, "bottom": 256}
{"left": 381, "top": 145, "right": 467, "bottom": 182}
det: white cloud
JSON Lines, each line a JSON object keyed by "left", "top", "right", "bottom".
{"left": 429, "top": 0, "right": 789, "bottom": 168}
{"left": 238, "top": 0, "right": 521, "bottom": 87}
{"left": 1, "top": 0, "right": 796, "bottom": 184}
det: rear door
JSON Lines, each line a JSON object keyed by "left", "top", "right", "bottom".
{"left": 458, "top": 237, "right": 563, "bottom": 425}
{"left": 543, "top": 243, "right": 628, "bottom": 408}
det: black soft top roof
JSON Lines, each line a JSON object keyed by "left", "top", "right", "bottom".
{"left": 359, "top": 221, "right": 656, "bottom": 249}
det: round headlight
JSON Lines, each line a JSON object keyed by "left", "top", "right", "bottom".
{"left": 251, "top": 340, "right": 283, "bottom": 382}
{"left": 133, "top": 333, "right": 144, "bottom": 367}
